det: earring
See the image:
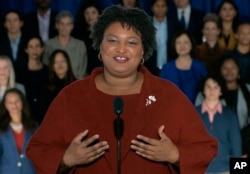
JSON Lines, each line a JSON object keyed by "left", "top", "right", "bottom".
{"left": 140, "top": 58, "right": 145, "bottom": 65}
{"left": 98, "top": 53, "right": 102, "bottom": 61}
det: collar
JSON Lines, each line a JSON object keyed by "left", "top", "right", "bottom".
{"left": 201, "top": 101, "right": 222, "bottom": 114}
{"left": 177, "top": 4, "right": 191, "bottom": 15}
{"left": 37, "top": 9, "right": 51, "bottom": 19}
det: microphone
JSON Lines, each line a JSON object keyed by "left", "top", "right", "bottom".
{"left": 113, "top": 96, "right": 124, "bottom": 116}
{"left": 113, "top": 97, "right": 124, "bottom": 174}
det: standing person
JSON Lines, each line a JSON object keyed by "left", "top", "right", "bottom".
{"left": 43, "top": 11, "right": 88, "bottom": 79}
{"left": 146, "top": 0, "right": 174, "bottom": 76}
{"left": 196, "top": 75, "right": 242, "bottom": 173}
{"left": 195, "top": 13, "right": 227, "bottom": 74}
{"left": 119, "top": 0, "right": 141, "bottom": 8}
{"left": 0, "top": 10, "right": 28, "bottom": 83}
{"left": 23, "top": 0, "right": 57, "bottom": 42}
{"left": 217, "top": 0, "right": 239, "bottom": 50}
{"left": 26, "top": 5, "right": 217, "bottom": 174}
{"left": 160, "top": 30, "right": 207, "bottom": 104}
{"left": 73, "top": 0, "right": 103, "bottom": 75}
{"left": 0, "top": 55, "right": 25, "bottom": 102}
{"left": 169, "top": 0, "right": 205, "bottom": 45}
{"left": 219, "top": 55, "right": 250, "bottom": 156}
{"left": 22, "top": 36, "right": 48, "bottom": 125}
{"left": 0, "top": 88, "right": 37, "bottom": 174}
{"left": 44, "top": 49, "right": 76, "bottom": 110}
{"left": 226, "top": 22, "right": 250, "bottom": 83}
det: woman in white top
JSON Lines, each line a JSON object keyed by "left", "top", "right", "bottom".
{"left": 0, "top": 55, "right": 25, "bottom": 102}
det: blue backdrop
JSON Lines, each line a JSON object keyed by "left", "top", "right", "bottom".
{"left": 0, "top": 0, "right": 249, "bottom": 20}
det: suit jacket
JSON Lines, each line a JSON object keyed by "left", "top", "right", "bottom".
{"left": 23, "top": 10, "right": 57, "bottom": 40}
{"left": 0, "top": 32, "right": 28, "bottom": 83}
{"left": 144, "top": 16, "right": 174, "bottom": 76}
{"left": 0, "top": 127, "right": 36, "bottom": 174}
{"left": 26, "top": 66, "right": 217, "bottom": 174}
{"left": 169, "top": 7, "right": 205, "bottom": 45}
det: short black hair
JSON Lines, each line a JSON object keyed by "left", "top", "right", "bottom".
{"left": 170, "top": 30, "right": 196, "bottom": 58}
{"left": 199, "top": 74, "right": 227, "bottom": 99}
{"left": 4, "top": 9, "right": 23, "bottom": 22}
{"left": 90, "top": 5, "right": 156, "bottom": 61}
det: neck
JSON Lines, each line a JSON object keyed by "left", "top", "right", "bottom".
{"left": 8, "top": 32, "right": 21, "bottom": 41}
{"left": 98, "top": 70, "right": 143, "bottom": 95}
{"left": 237, "top": 44, "right": 250, "bottom": 54}
{"left": 38, "top": 8, "right": 49, "bottom": 16}
{"left": 207, "top": 40, "right": 217, "bottom": 48}
{"left": 0, "top": 79, "right": 8, "bottom": 87}
{"left": 155, "top": 16, "right": 165, "bottom": 23}
{"left": 227, "top": 81, "right": 239, "bottom": 90}
{"left": 58, "top": 35, "right": 70, "bottom": 47}
{"left": 222, "top": 22, "right": 233, "bottom": 36}
{"left": 28, "top": 59, "right": 42, "bottom": 70}
{"left": 204, "top": 99, "right": 220, "bottom": 110}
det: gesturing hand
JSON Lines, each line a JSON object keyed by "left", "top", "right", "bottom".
{"left": 130, "top": 125, "right": 179, "bottom": 164}
{"left": 62, "top": 130, "right": 109, "bottom": 168}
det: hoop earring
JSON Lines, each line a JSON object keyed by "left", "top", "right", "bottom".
{"left": 98, "top": 53, "right": 102, "bottom": 61}
{"left": 140, "top": 58, "right": 145, "bottom": 65}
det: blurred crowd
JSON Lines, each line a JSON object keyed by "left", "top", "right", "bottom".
{"left": 0, "top": 0, "right": 250, "bottom": 173}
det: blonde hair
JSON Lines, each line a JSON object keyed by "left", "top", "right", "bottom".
{"left": 0, "top": 55, "right": 16, "bottom": 88}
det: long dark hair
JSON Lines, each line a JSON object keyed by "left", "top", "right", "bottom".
{"left": 218, "top": 55, "right": 250, "bottom": 114}
{"left": 216, "top": 0, "right": 240, "bottom": 32}
{"left": 47, "top": 49, "right": 76, "bottom": 93}
{"left": 75, "top": 0, "right": 102, "bottom": 31}
{"left": 0, "top": 88, "right": 36, "bottom": 133}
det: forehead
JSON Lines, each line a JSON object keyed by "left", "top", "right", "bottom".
{"left": 5, "top": 92, "right": 20, "bottom": 100}
{"left": 104, "top": 22, "right": 140, "bottom": 36}
{"left": 0, "top": 59, "right": 9, "bottom": 66}
{"left": 5, "top": 12, "right": 20, "bottom": 20}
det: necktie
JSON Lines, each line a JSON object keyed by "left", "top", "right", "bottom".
{"left": 180, "top": 10, "right": 186, "bottom": 29}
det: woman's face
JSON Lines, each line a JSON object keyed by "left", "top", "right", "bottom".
{"left": 219, "top": 2, "right": 237, "bottom": 22}
{"left": 56, "top": 16, "right": 73, "bottom": 37}
{"left": 203, "top": 21, "right": 220, "bottom": 42}
{"left": 26, "top": 38, "right": 44, "bottom": 61}
{"left": 220, "top": 59, "right": 239, "bottom": 83}
{"left": 84, "top": 6, "right": 99, "bottom": 27}
{"left": 0, "top": 59, "right": 10, "bottom": 81}
{"left": 203, "top": 78, "right": 222, "bottom": 101}
{"left": 5, "top": 92, "right": 22, "bottom": 122}
{"left": 122, "top": 0, "right": 137, "bottom": 8}
{"left": 100, "top": 22, "right": 143, "bottom": 77}
{"left": 53, "top": 53, "right": 68, "bottom": 78}
{"left": 151, "top": 0, "right": 168, "bottom": 19}
{"left": 175, "top": 34, "right": 192, "bottom": 56}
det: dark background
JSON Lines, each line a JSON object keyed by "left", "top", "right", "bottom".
{"left": 0, "top": 0, "right": 249, "bottom": 21}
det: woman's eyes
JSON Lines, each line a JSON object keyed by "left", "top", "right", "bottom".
{"left": 107, "top": 39, "right": 137, "bottom": 45}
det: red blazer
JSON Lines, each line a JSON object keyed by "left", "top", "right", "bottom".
{"left": 26, "top": 67, "right": 217, "bottom": 174}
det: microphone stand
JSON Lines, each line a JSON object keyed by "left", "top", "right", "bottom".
{"left": 116, "top": 113, "right": 122, "bottom": 174}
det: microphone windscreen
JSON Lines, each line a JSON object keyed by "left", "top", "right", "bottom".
{"left": 113, "top": 97, "right": 124, "bottom": 116}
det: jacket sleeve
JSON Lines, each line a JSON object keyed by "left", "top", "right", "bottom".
{"left": 26, "top": 92, "right": 69, "bottom": 174}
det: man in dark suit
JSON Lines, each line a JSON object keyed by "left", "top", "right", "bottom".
{"left": 0, "top": 10, "right": 28, "bottom": 83}
{"left": 169, "top": 0, "right": 205, "bottom": 45}
{"left": 144, "top": 0, "right": 174, "bottom": 76}
{"left": 23, "top": 0, "right": 57, "bottom": 42}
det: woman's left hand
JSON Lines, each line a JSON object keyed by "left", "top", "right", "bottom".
{"left": 130, "top": 125, "right": 179, "bottom": 164}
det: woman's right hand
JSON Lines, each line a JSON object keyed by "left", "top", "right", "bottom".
{"left": 61, "top": 129, "right": 109, "bottom": 169}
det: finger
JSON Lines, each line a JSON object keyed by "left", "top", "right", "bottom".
{"left": 87, "top": 141, "right": 109, "bottom": 157}
{"left": 81, "top": 134, "right": 100, "bottom": 147}
{"left": 87, "top": 151, "right": 106, "bottom": 163}
{"left": 74, "top": 130, "right": 89, "bottom": 144}
{"left": 158, "top": 125, "right": 168, "bottom": 140}
{"left": 131, "top": 140, "right": 155, "bottom": 153}
{"left": 135, "top": 151, "right": 154, "bottom": 160}
{"left": 135, "top": 135, "right": 158, "bottom": 146}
